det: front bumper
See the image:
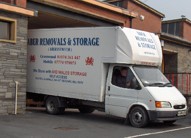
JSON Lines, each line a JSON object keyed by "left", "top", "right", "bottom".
{"left": 148, "top": 110, "right": 188, "bottom": 121}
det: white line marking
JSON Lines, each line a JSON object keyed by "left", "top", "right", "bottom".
{"left": 124, "top": 126, "right": 191, "bottom": 138}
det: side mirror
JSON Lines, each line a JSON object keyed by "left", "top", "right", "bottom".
{"left": 130, "top": 78, "right": 141, "bottom": 90}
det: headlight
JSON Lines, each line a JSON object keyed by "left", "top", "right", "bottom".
{"left": 155, "top": 101, "right": 172, "bottom": 108}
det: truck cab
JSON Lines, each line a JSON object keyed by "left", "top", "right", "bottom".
{"left": 106, "top": 64, "right": 187, "bottom": 127}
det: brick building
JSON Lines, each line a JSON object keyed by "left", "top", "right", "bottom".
{"left": 105, "top": 0, "right": 164, "bottom": 33}
{"left": 160, "top": 18, "right": 191, "bottom": 97}
{"left": 27, "top": 0, "right": 137, "bottom": 29}
{"left": 162, "top": 18, "right": 191, "bottom": 42}
{"left": 161, "top": 18, "right": 191, "bottom": 74}
{"left": 0, "top": 0, "right": 35, "bottom": 114}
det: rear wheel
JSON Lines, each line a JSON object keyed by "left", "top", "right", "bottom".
{"left": 129, "top": 106, "right": 149, "bottom": 128}
{"left": 78, "top": 107, "right": 95, "bottom": 114}
{"left": 45, "top": 97, "right": 63, "bottom": 115}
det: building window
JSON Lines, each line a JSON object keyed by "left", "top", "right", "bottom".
{"left": 175, "top": 22, "right": 180, "bottom": 36}
{"left": 162, "top": 24, "right": 167, "bottom": 33}
{"left": 109, "top": 1, "right": 123, "bottom": 8}
{"left": 0, "top": 21, "right": 10, "bottom": 40}
{"left": 0, "top": 16, "right": 17, "bottom": 43}
{"left": 162, "top": 22, "right": 181, "bottom": 37}
{"left": 168, "top": 23, "right": 174, "bottom": 35}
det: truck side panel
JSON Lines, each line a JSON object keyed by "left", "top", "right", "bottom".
{"left": 27, "top": 28, "right": 116, "bottom": 102}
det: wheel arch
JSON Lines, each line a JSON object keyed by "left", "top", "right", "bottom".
{"left": 127, "top": 103, "right": 150, "bottom": 120}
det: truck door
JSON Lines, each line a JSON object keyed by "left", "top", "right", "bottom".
{"left": 105, "top": 65, "right": 139, "bottom": 118}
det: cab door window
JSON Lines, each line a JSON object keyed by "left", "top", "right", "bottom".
{"left": 112, "top": 66, "right": 138, "bottom": 89}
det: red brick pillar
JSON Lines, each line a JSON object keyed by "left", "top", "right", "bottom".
{"left": 15, "top": 0, "right": 26, "bottom": 8}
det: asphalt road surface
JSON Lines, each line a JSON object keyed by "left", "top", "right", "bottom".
{"left": 0, "top": 108, "right": 191, "bottom": 138}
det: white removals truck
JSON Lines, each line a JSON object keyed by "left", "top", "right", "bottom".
{"left": 27, "top": 27, "right": 187, "bottom": 127}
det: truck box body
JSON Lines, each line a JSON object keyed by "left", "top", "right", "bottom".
{"left": 27, "top": 27, "right": 162, "bottom": 102}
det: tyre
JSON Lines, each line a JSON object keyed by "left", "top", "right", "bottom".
{"left": 163, "top": 120, "right": 176, "bottom": 125}
{"left": 129, "top": 106, "right": 149, "bottom": 128}
{"left": 45, "top": 96, "right": 61, "bottom": 115}
{"left": 78, "top": 107, "right": 95, "bottom": 114}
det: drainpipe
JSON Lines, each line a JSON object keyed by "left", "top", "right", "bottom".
{"left": 14, "top": 81, "right": 19, "bottom": 115}
{"left": 130, "top": 17, "right": 133, "bottom": 28}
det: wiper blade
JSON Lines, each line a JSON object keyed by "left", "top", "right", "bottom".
{"left": 145, "top": 82, "right": 172, "bottom": 87}
{"left": 161, "top": 82, "right": 172, "bottom": 87}
{"left": 146, "top": 82, "right": 164, "bottom": 87}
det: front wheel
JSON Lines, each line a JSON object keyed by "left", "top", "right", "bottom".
{"left": 129, "top": 106, "right": 149, "bottom": 128}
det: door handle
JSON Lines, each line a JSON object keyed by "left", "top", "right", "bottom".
{"left": 108, "top": 86, "right": 110, "bottom": 91}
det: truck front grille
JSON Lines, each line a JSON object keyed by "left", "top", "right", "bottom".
{"left": 173, "top": 104, "right": 185, "bottom": 109}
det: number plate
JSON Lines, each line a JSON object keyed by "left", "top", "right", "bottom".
{"left": 177, "top": 110, "right": 187, "bottom": 116}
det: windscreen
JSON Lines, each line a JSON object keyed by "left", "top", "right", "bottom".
{"left": 133, "top": 66, "right": 171, "bottom": 87}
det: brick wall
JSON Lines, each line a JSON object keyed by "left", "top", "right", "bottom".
{"left": 127, "top": 1, "right": 162, "bottom": 33}
{"left": 0, "top": 12, "right": 27, "bottom": 115}
{"left": 0, "top": 0, "right": 15, "bottom": 4}
{"left": 0, "top": 0, "right": 26, "bottom": 8}
{"left": 47, "top": 0, "right": 131, "bottom": 27}
{"left": 163, "top": 41, "right": 191, "bottom": 73}
{"left": 183, "top": 22, "right": 191, "bottom": 42}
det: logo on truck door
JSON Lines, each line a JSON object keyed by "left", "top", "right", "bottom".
{"left": 85, "top": 57, "right": 94, "bottom": 66}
